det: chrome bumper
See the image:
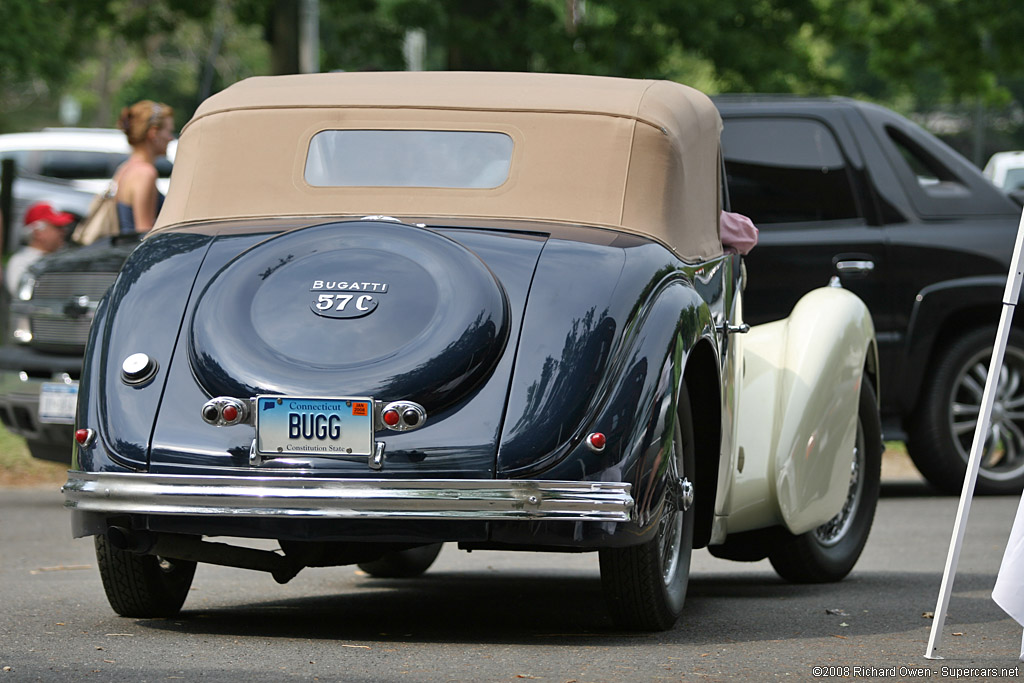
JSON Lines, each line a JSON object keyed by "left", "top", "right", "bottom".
{"left": 63, "top": 471, "right": 635, "bottom": 522}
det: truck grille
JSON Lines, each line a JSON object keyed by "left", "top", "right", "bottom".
{"left": 31, "top": 316, "right": 95, "bottom": 346}
{"left": 29, "top": 272, "right": 119, "bottom": 349}
{"left": 32, "top": 272, "right": 118, "bottom": 300}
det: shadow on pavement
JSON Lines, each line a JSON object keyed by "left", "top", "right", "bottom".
{"left": 135, "top": 568, "right": 1007, "bottom": 648}
{"left": 881, "top": 480, "right": 943, "bottom": 498}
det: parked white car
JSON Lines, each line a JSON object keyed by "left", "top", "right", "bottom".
{"left": 983, "top": 150, "right": 1024, "bottom": 193}
{"left": 0, "top": 128, "right": 175, "bottom": 228}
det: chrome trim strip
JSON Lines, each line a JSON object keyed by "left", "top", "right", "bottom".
{"left": 63, "top": 472, "right": 634, "bottom": 522}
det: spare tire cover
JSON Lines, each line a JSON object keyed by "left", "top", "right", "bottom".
{"left": 188, "top": 221, "right": 509, "bottom": 411}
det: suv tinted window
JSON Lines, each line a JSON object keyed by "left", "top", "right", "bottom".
{"left": 886, "top": 126, "right": 970, "bottom": 199}
{"left": 722, "top": 117, "right": 859, "bottom": 225}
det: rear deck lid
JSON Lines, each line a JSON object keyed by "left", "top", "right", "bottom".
{"left": 188, "top": 221, "right": 510, "bottom": 412}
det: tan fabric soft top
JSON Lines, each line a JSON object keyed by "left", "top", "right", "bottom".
{"left": 156, "top": 71, "right": 723, "bottom": 260}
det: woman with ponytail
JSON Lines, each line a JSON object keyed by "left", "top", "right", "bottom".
{"left": 114, "top": 100, "right": 175, "bottom": 233}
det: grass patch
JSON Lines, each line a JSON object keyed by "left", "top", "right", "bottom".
{"left": 885, "top": 440, "right": 907, "bottom": 455}
{"left": 0, "top": 425, "right": 66, "bottom": 487}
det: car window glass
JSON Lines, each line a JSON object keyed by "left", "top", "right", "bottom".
{"left": 0, "top": 150, "right": 32, "bottom": 171}
{"left": 304, "top": 130, "right": 514, "bottom": 188}
{"left": 1005, "top": 168, "right": 1024, "bottom": 192}
{"left": 38, "top": 150, "right": 128, "bottom": 180}
{"left": 154, "top": 157, "right": 173, "bottom": 178}
{"left": 721, "top": 118, "right": 859, "bottom": 225}
{"left": 885, "top": 126, "right": 969, "bottom": 198}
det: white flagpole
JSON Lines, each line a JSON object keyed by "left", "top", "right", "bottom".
{"left": 925, "top": 205, "right": 1024, "bottom": 659}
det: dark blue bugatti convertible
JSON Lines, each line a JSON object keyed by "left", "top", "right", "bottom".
{"left": 63, "top": 72, "right": 881, "bottom": 631}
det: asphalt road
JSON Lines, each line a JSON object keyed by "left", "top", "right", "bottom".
{"left": 2, "top": 477, "right": 1024, "bottom": 682}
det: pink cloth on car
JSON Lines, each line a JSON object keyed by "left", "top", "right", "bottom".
{"left": 720, "top": 211, "right": 758, "bottom": 255}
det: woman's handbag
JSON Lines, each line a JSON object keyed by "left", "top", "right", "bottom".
{"left": 72, "top": 181, "right": 119, "bottom": 245}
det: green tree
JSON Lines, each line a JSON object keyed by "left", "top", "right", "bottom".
{"left": 816, "top": 0, "right": 1024, "bottom": 107}
{"left": 0, "top": 0, "right": 109, "bottom": 129}
{"left": 5, "top": 0, "right": 1024, "bottom": 145}
{"left": 379, "top": 0, "right": 841, "bottom": 92}
{"left": 0, "top": 0, "right": 263, "bottom": 131}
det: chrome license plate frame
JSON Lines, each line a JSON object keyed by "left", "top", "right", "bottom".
{"left": 255, "top": 395, "right": 373, "bottom": 457}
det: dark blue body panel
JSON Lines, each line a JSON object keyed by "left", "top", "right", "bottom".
{"left": 74, "top": 219, "right": 734, "bottom": 547}
{"left": 76, "top": 232, "right": 214, "bottom": 472}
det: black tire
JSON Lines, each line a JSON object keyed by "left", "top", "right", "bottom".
{"left": 769, "top": 378, "right": 882, "bottom": 583}
{"left": 26, "top": 437, "right": 73, "bottom": 464}
{"left": 906, "top": 326, "right": 1024, "bottom": 495}
{"left": 357, "top": 543, "right": 443, "bottom": 578}
{"left": 599, "top": 389, "right": 695, "bottom": 631}
{"left": 94, "top": 535, "right": 196, "bottom": 618}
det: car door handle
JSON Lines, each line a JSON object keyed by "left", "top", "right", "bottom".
{"left": 835, "top": 260, "right": 875, "bottom": 274}
{"left": 716, "top": 321, "right": 750, "bottom": 335}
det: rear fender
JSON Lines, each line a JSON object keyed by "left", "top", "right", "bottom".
{"left": 609, "top": 283, "right": 715, "bottom": 532}
{"left": 504, "top": 269, "right": 715, "bottom": 540}
{"left": 74, "top": 232, "right": 214, "bottom": 471}
{"left": 727, "top": 287, "right": 875, "bottom": 536}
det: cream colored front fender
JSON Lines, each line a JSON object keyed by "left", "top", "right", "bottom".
{"left": 724, "top": 287, "right": 876, "bottom": 536}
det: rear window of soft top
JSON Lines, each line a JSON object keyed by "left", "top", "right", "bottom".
{"left": 304, "top": 130, "right": 513, "bottom": 189}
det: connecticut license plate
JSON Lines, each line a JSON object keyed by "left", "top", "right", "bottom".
{"left": 39, "top": 381, "right": 78, "bottom": 424}
{"left": 255, "top": 396, "right": 373, "bottom": 456}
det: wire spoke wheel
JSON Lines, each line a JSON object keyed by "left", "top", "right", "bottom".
{"left": 814, "top": 428, "right": 865, "bottom": 547}
{"left": 770, "top": 378, "right": 881, "bottom": 583}
{"left": 658, "top": 453, "right": 684, "bottom": 584}
{"left": 600, "top": 386, "right": 695, "bottom": 631}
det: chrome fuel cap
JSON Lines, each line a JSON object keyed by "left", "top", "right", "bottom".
{"left": 121, "top": 353, "right": 158, "bottom": 385}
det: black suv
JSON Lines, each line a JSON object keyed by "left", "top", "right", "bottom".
{"left": 717, "top": 95, "right": 1024, "bottom": 494}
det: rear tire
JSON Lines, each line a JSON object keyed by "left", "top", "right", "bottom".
{"left": 906, "top": 326, "right": 1024, "bottom": 495}
{"left": 357, "top": 543, "right": 443, "bottom": 578}
{"left": 769, "top": 378, "right": 881, "bottom": 583}
{"left": 599, "top": 389, "right": 695, "bottom": 631}
{"left": 95, "top": 535, "right": 196, "bottom": 617}
{"left": 26, "top": 437, "right": 73, "bottom": 464}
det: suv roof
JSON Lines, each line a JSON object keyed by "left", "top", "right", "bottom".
{"left": 712, "top": 94, "right": 906, "bottom": 120}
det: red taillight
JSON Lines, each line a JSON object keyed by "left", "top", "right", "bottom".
{"left": 75, "top": 428, "right": 94, "bottom": 447}
{"left": 383, "top": 409, "right": 400, "bottom": 427}
{"left": 586, "top": 432, "right": 606, "bottom": 452}
{"left": 222, "top": 405, "right": 239, "bottom": 422}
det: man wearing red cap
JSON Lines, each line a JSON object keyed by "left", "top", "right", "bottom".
{"left": 5, "top": 202, "right": 72, "bottom": 295}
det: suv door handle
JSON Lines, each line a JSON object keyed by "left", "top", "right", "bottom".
{"left": 835, "top": 260, "right": 875, "bottom": 274}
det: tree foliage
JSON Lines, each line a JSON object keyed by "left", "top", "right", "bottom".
{"left": 0, "top": 0, "right": 107, "bottom": 123}
{"left": 2, "top": 0, "right": 1023, "bottom": 136}
{"left": 815, "top": 0, "right": 1024, "bottom": 107}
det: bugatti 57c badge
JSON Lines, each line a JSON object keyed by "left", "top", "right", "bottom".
{"left": 309, "top": 279, "right": 388, "bottom": 318}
